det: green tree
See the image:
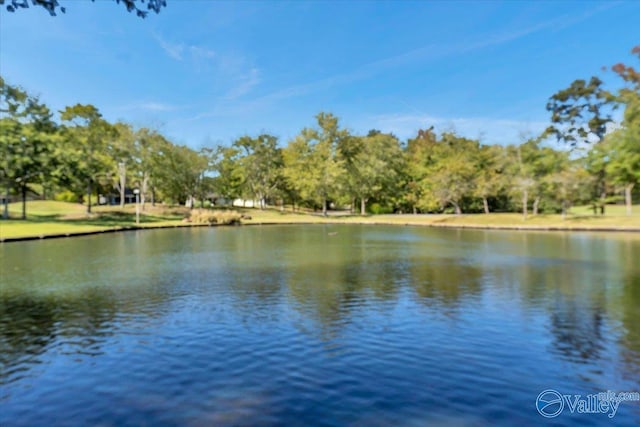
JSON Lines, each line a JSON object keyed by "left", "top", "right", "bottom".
{"left": 604, "top": 128, "right": 640, "bottom": 215}
{"left": 233, "top": 134, "right": 283, "bottom": 209}
{"left": 473, "top": 144, "right": 507, "bottom": 214}
{"left": 211, "top": 146, "right": 243, "bottom": 207}
{"left": 545, "top": 76, "right": 615, "bottom": 146}
{"left": 403, "top": 127, "right": 437, "bottom": 214}
{"left": 109, "top": 122, "right": 136, "bottom": 208}
{"left": 152, "top": 142, "right": 209, "bottom": 207}
{"left": 421, "top": 132, "right": 478, "bottom": 215}
{"left": 60, "top": 104, "right": 116, "bottom": 214}
{"left": 605, "top": 46, "right": 640, "bottom": 215}
{"left": 283, "top": 113, "right": 347, "bottom": 216}
{"left": 131, "top": 127, "right": 167, "bottom": 209}
{"left": 506, "top": 138, "right": 566, "bottom": 219}
{"left": 546, "top": 160, "right": 591, "bottom": 219}
{"left": 0, "top": 77, "right": 57, "bottom": 219}
{"left": 545, "top": 76, "right": 617, "bottom": 215}
{"left": 612, "top": 46, "right": 640, "bottom": 130}
{"left": 347, "top": 132, "right": 404, "bottom": 214}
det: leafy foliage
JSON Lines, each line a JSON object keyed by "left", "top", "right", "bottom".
{"left": 545, "top": 77, "right": 615, "bottom": 146}
{"left": 2, "top": 0, "right": 166, "bottom": 18}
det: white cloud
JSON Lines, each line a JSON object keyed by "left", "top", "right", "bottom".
{"left": 225, "top": 67, "right": 261, "bottom": 99}
{"left": 189, "top": 45, "right": 216, "bottom": 60}
{"left": 154, "top": 33, "right": 185, "bottom": 61}
{"left": 116, "top": 102, "right": 183, "bottom": 113}
{"left": 153, "top": 33, "right": 215, "bottom": 62}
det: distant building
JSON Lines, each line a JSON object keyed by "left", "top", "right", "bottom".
{"left": 99, "top": 188, "right": 137, "bottom": 205}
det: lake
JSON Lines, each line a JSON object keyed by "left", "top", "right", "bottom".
{"left": 1, "top": 225, "right": 639, "bottom": 426}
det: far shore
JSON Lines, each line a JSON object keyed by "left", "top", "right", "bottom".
{"left": 2, "top": 201, "right": 640, "bottom": 243}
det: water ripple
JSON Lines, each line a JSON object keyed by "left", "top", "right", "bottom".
{"left": 1, "top": 226, "right": 639, "bottom": 426}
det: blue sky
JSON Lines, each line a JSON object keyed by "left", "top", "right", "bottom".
{"left": 1, "top": 0, "right": 638, "bottom": 147}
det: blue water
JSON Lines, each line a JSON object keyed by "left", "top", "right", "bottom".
{"left": 1, "top": 225, "right": 639, "bottom": 426}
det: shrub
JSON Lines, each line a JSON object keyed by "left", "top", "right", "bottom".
{"left": 189, "top": 209, "right": 242, "bottom": 225}
{"left": 54, "top": 190, "right": 80, "bottom": 203}
{"left": 369, "top": 203, "right": 393, "bottom": 215}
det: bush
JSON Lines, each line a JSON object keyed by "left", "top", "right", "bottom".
{"left": 189, "top": 209, "right": 242, "bottom": 225}
{"left": 54, "top": 190, "right": 80, "bottom": 203}
{"left": 368, "top": 203, "right": 393, "bottom": 215}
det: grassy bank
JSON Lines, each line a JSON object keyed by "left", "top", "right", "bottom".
{"left": 2, "top": 201, "right": 640, "bottom": 241}
{"left": 1, "top": 201, "right": 188, "bottom": 240}
{"left": 246, "top": 208, "right": 640, "bottom": 230}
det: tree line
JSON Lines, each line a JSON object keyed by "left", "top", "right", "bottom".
{"left": 1, "top": 47, "right": 638, "bottom": 219}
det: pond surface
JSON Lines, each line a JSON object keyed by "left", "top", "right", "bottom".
{"left": 1, "top": 225, "right": 639, "bottom": 426}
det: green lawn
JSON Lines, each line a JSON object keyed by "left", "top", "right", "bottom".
{"left": 570, "top": 204, "right": 640, "bottom": 217}
{"left": 1, "top": 201, "right": 188, "bottom": 240}
{"left": 2, "top": 201, "right": 640, "bottom": 241}
{"left": 242, "top": 207, "right": 640, "bottom": 230}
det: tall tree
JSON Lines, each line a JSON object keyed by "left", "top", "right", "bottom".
{"left": 283, "top": 113, "right": 347, "bottom": 216}
{"left": 152, "top": 142, "right": 209, "bottom": 207}
{"left": 422, "top": 132, "right": 478, "bottom": 215}
{"left": 608, "top": 45, "right": 640, "bottom": 215}
{"left": 131, "top": 127, "right": 166, "bottom": 209}
{"left": 612, "top": 45, "right": 640, "bottom": 129}
{"left": 545, "top": 76, "right": 617, "bottom": 214}
{"left": 60, "top": 104, "right": 116, "bottom": 214}
{"left": 473, "top": 144, "right": 506, "bottom": 214}
{"left": 110, "top": 122, "right": 136, "bottom": 208}
{"left": 603, "top": 128, "right": 640, "bottom": 215}
{"left": 347, "top": 132, "right": 404, "bottom": 214}
{"left": 546, "top": 160, "right": 591, "bottom": 220}
{"left": 403, "top": 127, "right": 437, "bottom": 214}
{"left": 0, "top": 77, "right": 56, "bottom": 219}
{"left": 545, "top": 76, "right": 615, "bottom": 146}
{"left": 211, "top": 146, "right": 243, "bottom": 207}
{"left": 233, "top": 134, "right": 283, "bottom": 209}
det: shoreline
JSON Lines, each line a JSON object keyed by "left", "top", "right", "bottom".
{"left": 3, "top": 218, "right": 640, "bottom": 243}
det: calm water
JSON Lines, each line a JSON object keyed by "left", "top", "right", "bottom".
{"left": 1, "top": 225, "right": 639, "bottom": 426}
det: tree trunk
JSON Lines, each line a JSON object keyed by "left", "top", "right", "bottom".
{"left": 141, "top": 174, "right": 148, "bottom": 212}
{"left": 87, "top": 180, "right": 92, "bottom": 214}
{"left": 2, "top": 182, "right": 9, "bottom": 219}
{"left": 625, "top": 184, "right": 634, "bottom": 216}
{"left": 482, "top": 197, "right": 489, "bottom": 214}
{"left": 322, "top": 198, "right": 327, "bottom": 217}
{"left": 21, "top": 184, "right": 27, "bottom": 220}
{"left": 360, "top": 196, "right": 366, "bottom": 215}
{"left": 452, "top": 202, "right": 462, "bottom": 215}
{"left": 600, "top": 191, "right": 606, "bottom": 215}
{"left": 533, "top": 197, "right": 540, "bottom": 216}
{"left": 413, "top": 205, "right": 417, "bottom": 215}
{"left": 562, "top": 200, "right": 567, "bottom": 220}
{"left": 522, "top": 189, "right": 528, "bottom": 220}
{"left": 119, "top": 164, "right": 126, "bottom": 209}
{"left": 351, "top": 197, "right": 355, "bottom": 214}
